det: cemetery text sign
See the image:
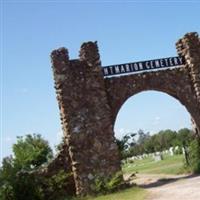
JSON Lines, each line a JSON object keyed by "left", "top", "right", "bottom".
{"left": 103, "top": 56, "right": 184, "bottom": 77}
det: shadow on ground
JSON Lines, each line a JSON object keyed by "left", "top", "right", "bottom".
{"left": 138, "top": 174, "right": 200, "bottom": 189}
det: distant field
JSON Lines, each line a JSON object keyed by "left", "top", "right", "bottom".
{"left": 123, "top": 154, "right": 185, "bottom": 175}
{"left": 83, "top": 187, "right": 147, "bottom": 200}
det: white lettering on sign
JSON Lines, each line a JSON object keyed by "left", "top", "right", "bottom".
{"left": 145, "top": 61, "right": 150, "bottom": 69}
{"left": 114, "top": 66, "right": 120, "bottom": 73}
{"left": 103, "top": 68, "right": 109, "bottom": 75}
{"left": 125, "top": 64, "right": 130, "bottom": 72}
{"left": 103, "top": 56, "right": 184, "bottom": 76}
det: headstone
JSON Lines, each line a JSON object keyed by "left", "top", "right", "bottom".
{"left": 182, "top": 147, "right": 185, "bottom": 155}
{"left": 154, "top": 152, "right": 163, "bottom": 162}
{"left": 169, "top": 147, "right": 174, "bottom": 156}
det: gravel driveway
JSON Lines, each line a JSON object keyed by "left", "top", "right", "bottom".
{"left": 129, "top": 174, "right": 200, "bottom": 200}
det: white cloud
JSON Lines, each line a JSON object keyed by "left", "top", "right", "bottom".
{"left": 152, "top": 116, "right": 161, "bottom": 126}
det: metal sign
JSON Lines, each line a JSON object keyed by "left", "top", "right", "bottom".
{"left": 102, "top": 56, "right": 185, "bottom": 77}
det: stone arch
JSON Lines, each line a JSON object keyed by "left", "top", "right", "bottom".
{"left": 104, "top": 67, "right": 199, "bottom": 128}
{"left": 112, "top": 90, "right": 192, "bottom": 135}
{"left": 51, "top": 32, "right": 200, "bottom": 195}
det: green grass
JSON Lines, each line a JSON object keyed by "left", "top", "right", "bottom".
{"left": 64, "top": 155, "right": 185, "bottom": 200}
{"left": 123, "top": 154, "right": 185, "bottom": 175}
{"left": 83, "top": 187, "right": 147, "bottom": 200}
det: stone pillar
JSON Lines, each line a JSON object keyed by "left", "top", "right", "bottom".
{"left": 51, "top": 42, "right": 121, "bottom": 195}
{"left": 176, "top": 32, "right": 200, "bottom": 133}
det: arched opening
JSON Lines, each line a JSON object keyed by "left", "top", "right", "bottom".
{"left": 114, "top": 91, "right": 191, "bottom": 138}
{"left": 114, "top": 91, "right": 194, "bottom": 186}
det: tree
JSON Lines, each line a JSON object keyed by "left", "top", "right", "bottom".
{"left": 137, "top": 129, "right": 150, "bottom": 145}
{"left": 0, "top": 134, "right": 53, "bottom": 200}
{"left": 0, "top": 156, "right": 16, "bottom": 200}
{"left": 177, "top": 128, "right": 193, "bottom": 147}
{"left": 116, "top": 133, "right": 136, "bottom": 159}
{"left": 135, "top": 130, "right": 150, "bottom": 154}
{"left": 176, "top": 128, "right": 193, "bottom": 166}
{"left": 189, "top": 138, "right": 200, "bottom": 173}
{"left": 13, "top": 134, "right": 53, "bottom": 170}
{"left": 127, "top": 129, "right": 192, "bottom": 156}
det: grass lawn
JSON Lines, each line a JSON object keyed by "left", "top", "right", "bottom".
{"left": 123, "top": 154, "right": 186, "bottom": 175}
{"left": 67, "top": 155, "right": 185, "bottom": 200}
{"left": 83, "top": 187, "right": 147, "bottom": 200}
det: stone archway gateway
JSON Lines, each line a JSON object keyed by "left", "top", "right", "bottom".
{"left": 51, "top": 32, "right": 200, "bottom": 195}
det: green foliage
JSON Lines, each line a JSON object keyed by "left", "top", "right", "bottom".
{"left": 0, "top": 134, "right": 54, "bottom": 200}
{"left": 0, "top": 168, "right": 73, "bottom": 200}
{"left": 41, "top": 170, "right": 73, "bottom": 200}
{"left": 124, "top": 129, "right": 194, "bottom": 157}
{"left": 0, "top": 166, "right": 43, "bottom": 200}
{"left": 143, "top": 129, "right": 177, "bottom": 153}
{"left": 90, "top": 176, "right": 105, "bottom": 194}
{"left": 104, "top": 172, "right": 123, "bottom": 192}
{"left": 137, "top": 130, "right": 150, "bottom": 146}
{"left": 188, "top": 139, "right": 200, "bottom": 173}
{"left": 90, "top": 172, "right": 123, "bottom": 195}
{"left": 14, "top": 171, "right": 43, "bottom": 200}
{"left": 13, "top": 134, "right": 53, "bottom": 170}
{"left": 176, "top": 128, "right": 193, "bottom": 147}
{"left": 0, "top": 157, "right": 17, "bottom": 200}
{"left": 116, "top": 133, "right": 136, "bottom": 159}
{"left": 0, "top": 133, "right": 74, "bottom": 200}
{"left": 0, "top": 156, "right": 16, "bottom": 184}
{"left": 0, "top": 182, "right": 14, "bottom": 200}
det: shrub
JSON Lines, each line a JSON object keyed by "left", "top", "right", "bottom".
{"left": 40, "top": 170, "right": 73, "bottom": 200}
{"left": 90, "top": 171, "right": 124, "bottom": 195}
{"left": 0, "top": 134, "right": 73, "bottom": 200}
{"left": 189, "top": 139, "right": 200, "bottom": 173}
{"left": 105, "top": 172, "right": 123, "bottom": 192}
{"left": 0, "top": 170, "right": 43, "bottom": 200}
{"left": 14, "top": 171, "right": 43, "bottom": 200}
{"left": 0, "top": 182, "right": 15, "bottom": 200}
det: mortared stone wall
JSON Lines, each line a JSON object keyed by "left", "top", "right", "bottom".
{"left": 50, "top": 32, "right": 200, "bottom": 195}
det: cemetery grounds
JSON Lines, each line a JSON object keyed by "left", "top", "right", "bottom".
{"left": 79, "top": 154, "right": 191, "bottom": 200}
{"left": 123, "top": 154, "right": 185, "bottom": 175}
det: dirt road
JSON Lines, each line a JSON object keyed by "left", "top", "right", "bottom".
{"left": 130, "top": 174, "right": 200, "bottom": 200}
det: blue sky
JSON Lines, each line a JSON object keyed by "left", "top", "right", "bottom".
{"left": 1, "top": 1, "right": 200, "bottom": 163}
